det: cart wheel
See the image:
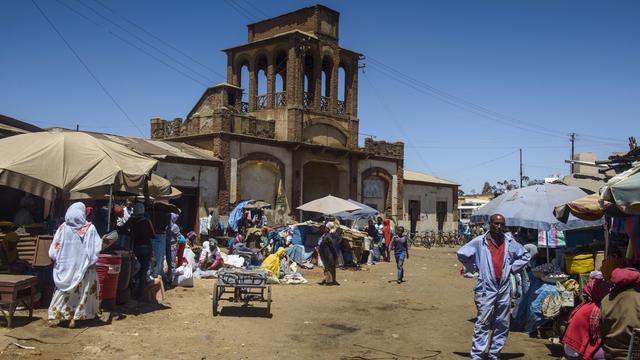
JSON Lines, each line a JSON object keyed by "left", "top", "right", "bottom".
{"left": 212, "top": 285, "right": 219, "bottom": 317}
{"left": 266, "top": 285, "right": 272, "bottom": 315}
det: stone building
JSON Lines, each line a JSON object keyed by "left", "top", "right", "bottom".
{"left": 401, "top": 170, "right": 459, "bottom": 234}
{"left": 150, "top": 5, "right": 457, "bottom": 228}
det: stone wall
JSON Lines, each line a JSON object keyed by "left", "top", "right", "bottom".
{"left": 362, "top": 138, "right": 405, "bottom": 159}
{"left": 150, "top": 115, "right": 275, "bottom": 140}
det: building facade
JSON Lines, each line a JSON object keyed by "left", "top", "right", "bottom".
{"left": 401, "top": 170, "right": 459, "bottom": 234}
{"left": 149, "top": 5, "right": 457, "bottom": 229}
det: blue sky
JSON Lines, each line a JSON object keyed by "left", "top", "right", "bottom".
{"left": 1, "top": 0, "right": 638, "bottom": 193}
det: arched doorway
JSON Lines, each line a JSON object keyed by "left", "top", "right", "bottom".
{"left": 361, "top": 167, "right": 392, "bottom": 214}
{"left": 302, "top": 161, "right": 348, "bottom": 204}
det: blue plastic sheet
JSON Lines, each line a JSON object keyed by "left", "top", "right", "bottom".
{"left": 228, "top": 200, "right": 255, "bottom": 231}
{"left": 511, "top": 277, "right": 560, "bottom": 333}
{"left": 286, "top": 245, "right": 315, "bottom": 265}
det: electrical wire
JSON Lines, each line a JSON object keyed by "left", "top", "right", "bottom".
{"left": 238, "top": 0, "right": 270, "bottom": 18}
{"left": 71, "top": 0, "right": 216, "bottom": 84}
{"left": 366, "top": 61, "right": 568, "bottom": 140}
{"left": 92, "top": 1, "right": 224, "bottom": 79}
{"left": 223, "top": 0, "right": 258, "bottom": 22}
{"left": 362, "top": 71, "right": 435, "bottom": 174}
{"left": 53, "top": 0, "right": 210, "bottom": 87}
{"left": 93, "top": 0, "right": 226, "bottom": 79}
{"left": 366, "top": 58, "right": 628, "bottom": 145}
{"left": 31, "top": 0, "right": 145, "bottom": 137}
{"left": 447, "top": 149, "right": 520, "bottom": 174}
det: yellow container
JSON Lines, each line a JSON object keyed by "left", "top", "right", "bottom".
{"left": 565, "top": 253, "right": 595, "bottom": 275}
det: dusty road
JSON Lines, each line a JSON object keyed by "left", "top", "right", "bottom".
{"left": 0, "top": 247, "right": 560, "bottom": 359}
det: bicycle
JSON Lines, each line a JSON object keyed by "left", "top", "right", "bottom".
{"left": 409, "top": 232, "right": 424, "bottom": 247}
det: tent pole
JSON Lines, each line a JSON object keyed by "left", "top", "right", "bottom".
{"left": 604, "top": 223, "right": 609, "bottom": 257}
{"left": 546, "top": 231, "right": 550, "bottom": 263}
{"left": 107, "top": 185, "right": 113, "bottom": 232}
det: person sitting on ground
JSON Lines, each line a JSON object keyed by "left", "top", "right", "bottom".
{"left": 48, "top": 202, "right": 102, "bottom": 328}
{"left": 600, "top": 267, "right": 640, "bottom": 359}
{"left": 199, "top": 239, "right": 224, "bottom": 270}
{"left": 389, "top": 226, "right": 409, "bottom": 284}
{"left": 562, "top": 271, "right": 611, "bottom": 360}
{"left": 232, "top": 234, "right": 261, "bottom": 265}
{"left": 261, "top": 247, "right": 287, "bottom": 278}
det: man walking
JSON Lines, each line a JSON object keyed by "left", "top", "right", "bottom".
{"left": 457, "top": 214, "right": 530, "bottom": 360}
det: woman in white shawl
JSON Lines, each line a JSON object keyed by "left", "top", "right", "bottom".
{"left": 48, "top": 202, "right": 102, "bottom": 327}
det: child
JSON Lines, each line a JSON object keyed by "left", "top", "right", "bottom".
{"left": 389, "top": 226, "right": 409, "bottom": 284}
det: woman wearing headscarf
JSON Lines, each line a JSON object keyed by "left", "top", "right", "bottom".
{"left": 261, "top": 248, "right": 287, "bottom": 278}
{"left": 600, "top": 268, "right": 640, "bottom": 359}
{"left": 48, "top": 202, "right": 102, "bottom": 328}
{"left": 318, "top": 222, "right": 339, "bottom": 286}
{"left": 126, "top": 203, "right": 154, "bottom": 300}
{"left": 165, "top": 213, "right": 181, "bottom": 286}
{"left": 199, "top": 239, "right": 224, "bottom": 270}
{"left": 382, "top": 219, "right": 393, "bottom": 262}
{"left": 562, "top": 271, "right": 611, "bottom": 360}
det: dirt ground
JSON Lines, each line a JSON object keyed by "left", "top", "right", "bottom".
{"left": 0, "top": 247, "right": 562, "bottom": 360}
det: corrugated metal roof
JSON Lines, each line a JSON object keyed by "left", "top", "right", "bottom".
{"left": 81, "top": 132, "right": 221, "bottom": 163}
{"left": 404, "top": 170, "right": 459, "bottom": 186}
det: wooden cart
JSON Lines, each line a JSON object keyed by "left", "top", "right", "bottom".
{"left": 212, "top": 268, "right": 271, "bottom": 316}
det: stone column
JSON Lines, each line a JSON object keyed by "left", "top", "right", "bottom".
{"left": 313, "top": 51, "right": 322, "bottom": 111}
{"left": 291, "top": 149, "right": 303, "bottom": 220}
{"left": 329, "top": 55, "right": 339, "bottom": 113}
{"left": 267, "top": 59, "right": 275, "bottom": 108}
{"left": 227, "top": 54, "right": 235, "bottom": 85}
{"left": 249, "top": 62, "right": 257, "bottom": 111}
{"left": 230, "top": 158, "right": 238, "bottom": 204}
{"left": 349, "top": 59, "right": 359, "bottom": 117}
{"left": 287, "top": 46, "right": 301, "bottom": 107}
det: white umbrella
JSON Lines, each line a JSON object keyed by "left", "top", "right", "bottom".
{"left": 297, "top": 195, "right": 362, "bottom": 215}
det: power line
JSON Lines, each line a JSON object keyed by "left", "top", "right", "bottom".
{"left": 448, "top": 149, "right": 520, "bottom": 174}
{"left": 366, "top": 58, "right": 565, "bottom": 137}
{"left": 54, "top": 0, "right": 210, "bottom": 87}
{"left": 366, "top": 61, "right": 567, "bottom": 140}
{"left": 31, "top": 0, "right": 145, "bottom": 137}
{"left": 223, "top": 0, "right": 258, "bottom": 22}
{"left": 92, "top": 0, "right": 226, "bottom": 79}
{"left": 366, "top": 58, "right": 628, "bottom": 144}
{"left": 362, "top": 71, "right": 435, "bottom": 174}
{"left": 71, "top": 0, "right": 216, "bottom": 84}
{"left": 238, "top": 0, "right": 270, "bottom": 18}
{"left": 56, "top": 0, "right": 211, "bottom": 87}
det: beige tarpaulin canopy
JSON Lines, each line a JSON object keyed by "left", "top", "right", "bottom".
{"left": 71, "top": 173, "right": 180, "bottom": 200}
{"left": 297, "top": 195, "right": 362, "bottom": 215}
{"left": 0, "top": 130, "right": 158, "bottom": 200}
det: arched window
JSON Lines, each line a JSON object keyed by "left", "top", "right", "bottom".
{"left": 337, "top": 64, "right": 347, "bottom": 114}
{"left": 256, "top": 55, "right": 268, "bottom": 110}
{"left": 275, "top": 50, "right": 287, "bottom": 107}
{"left": 303, "top": 54, "right": 314, "bottom": 109}
{"left": 239, "top": 61, "right": 250, "bottom": 112}
{"left": 321, "top": 56, "right": 333, "bottom": 111}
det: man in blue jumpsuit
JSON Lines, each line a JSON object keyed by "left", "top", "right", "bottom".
{"left": 457, "top": 214, "right": 530, "bottom": 360}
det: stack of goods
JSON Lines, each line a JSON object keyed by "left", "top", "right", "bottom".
{"left": 339, "top": 226, "right": 367, "bottom": 262}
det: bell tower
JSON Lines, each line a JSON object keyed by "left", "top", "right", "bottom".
{"left": 223, "top": 5, "right": 361, "bottom": 149}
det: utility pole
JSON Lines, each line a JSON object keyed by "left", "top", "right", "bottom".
{"left": 519, "top": 148, "right": 523, "bottom": 188}
{"left": 570, "top": 133, "right": 576, "bottom": 174}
